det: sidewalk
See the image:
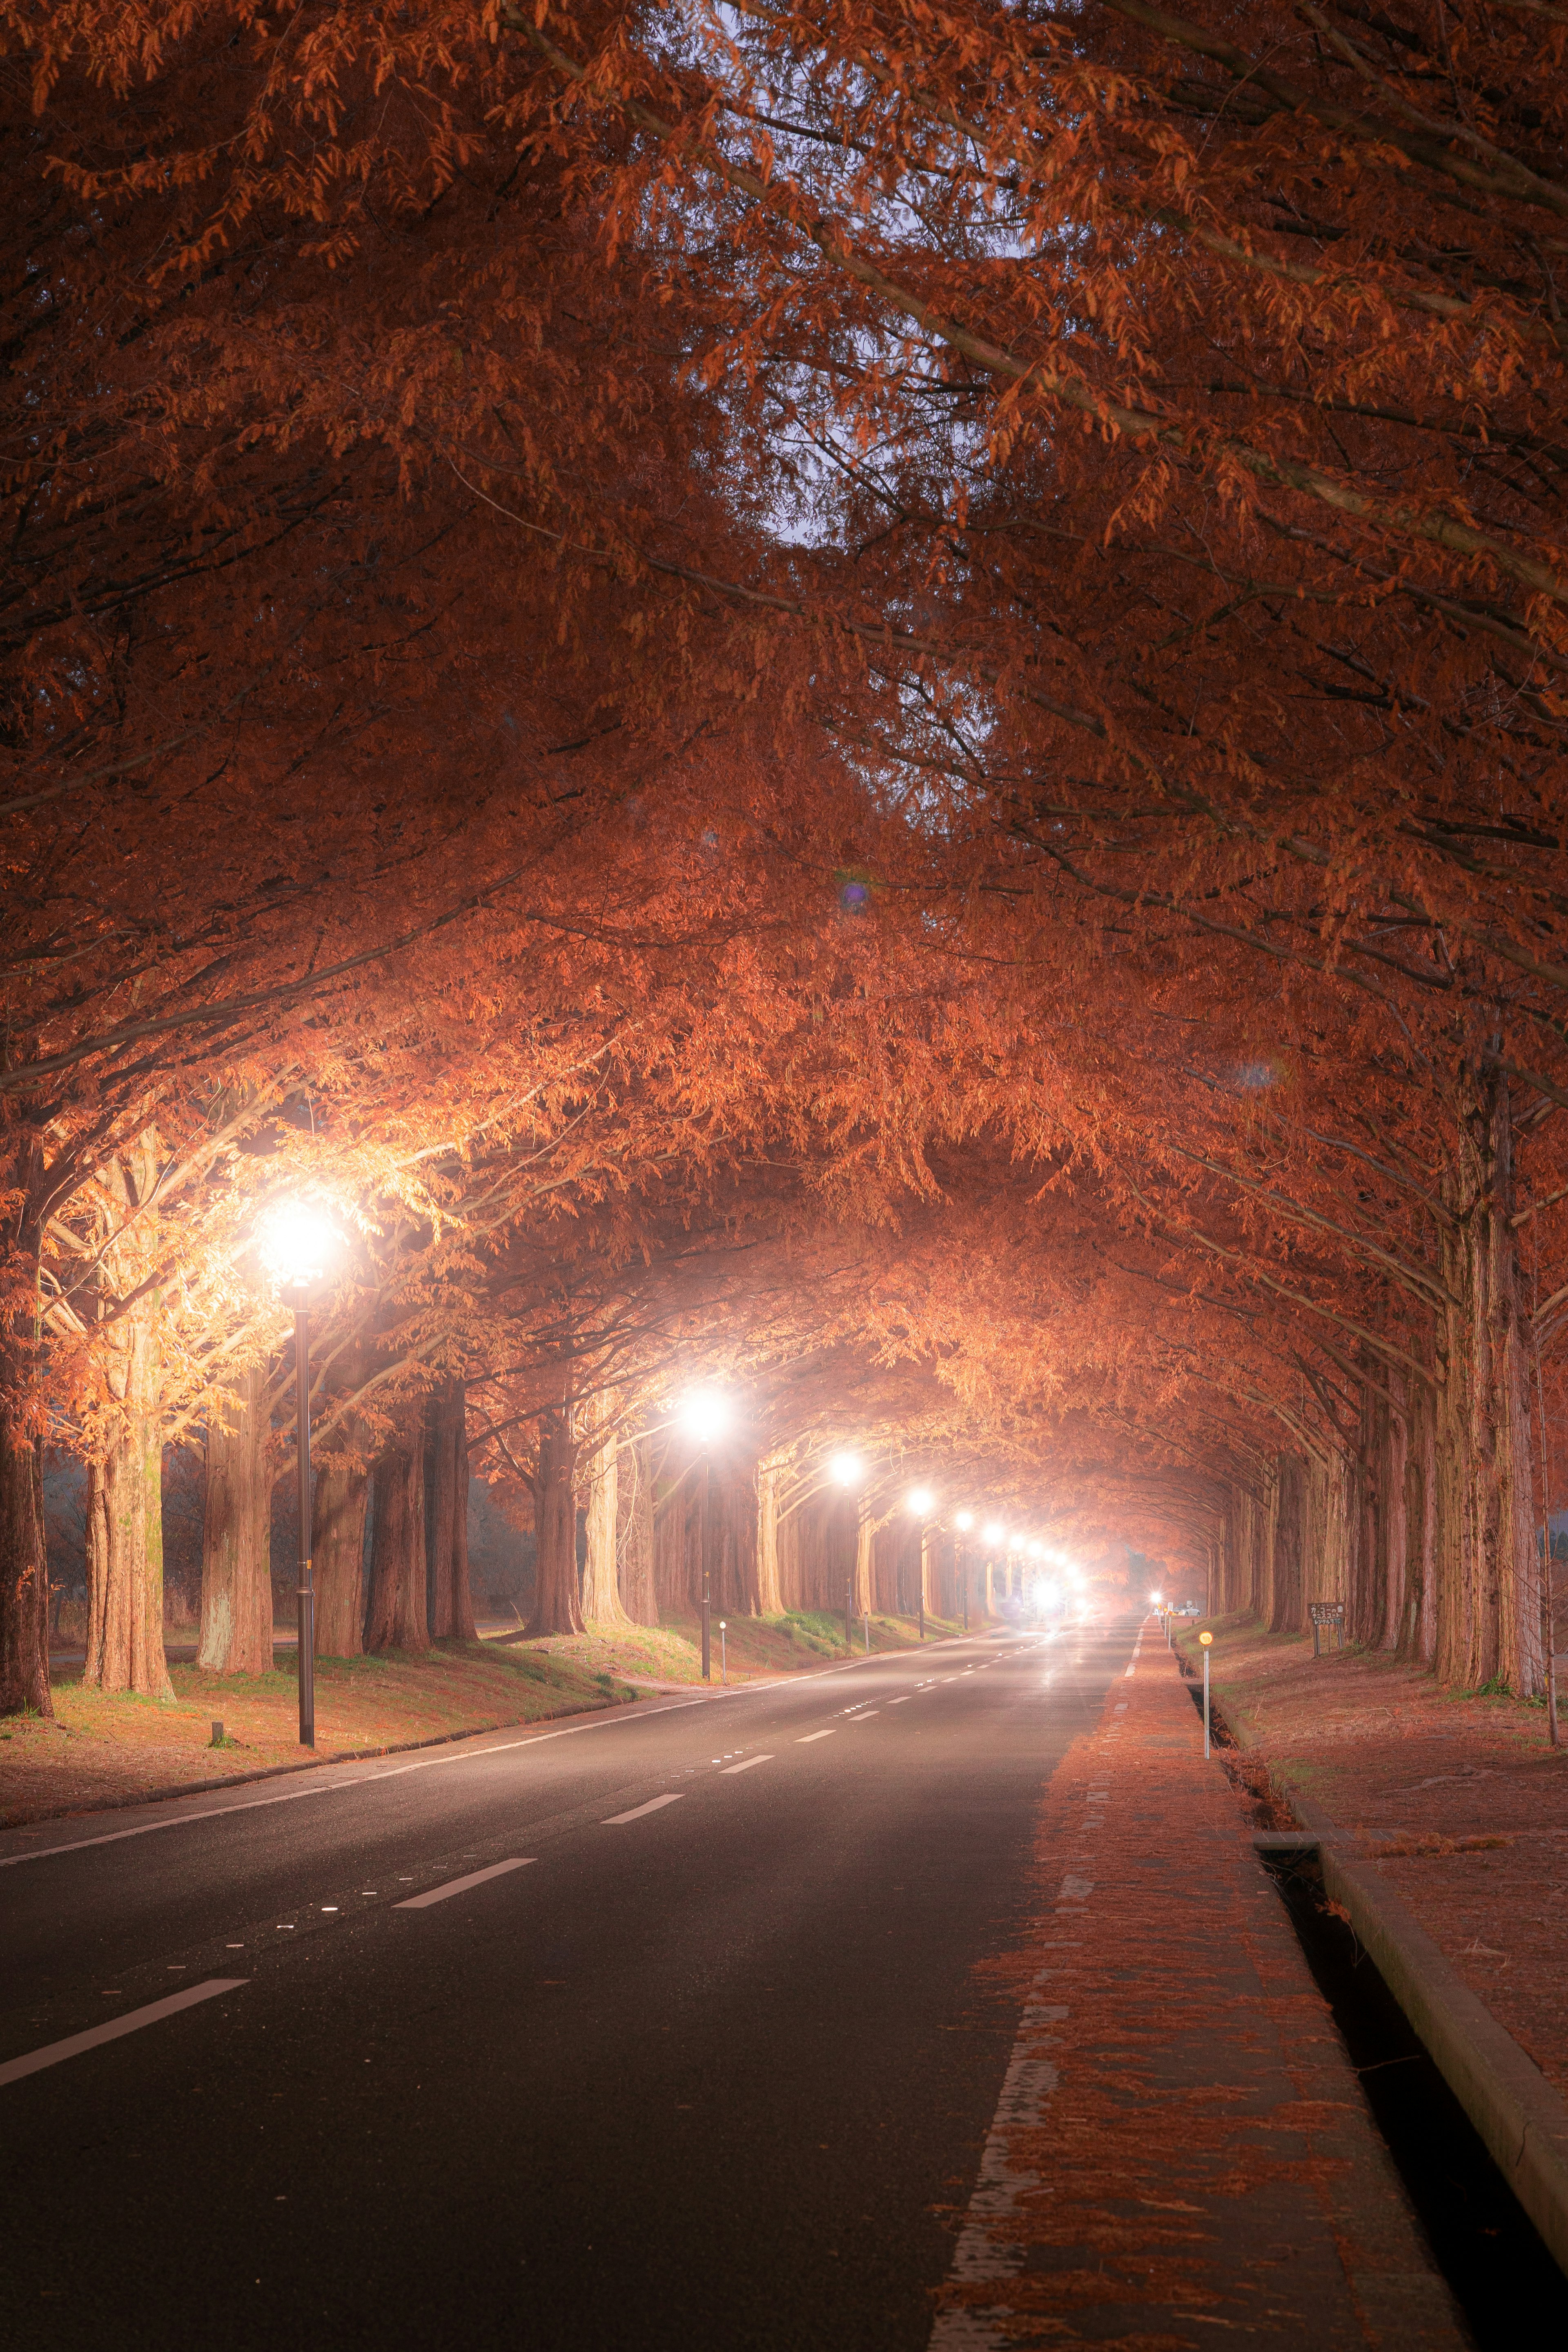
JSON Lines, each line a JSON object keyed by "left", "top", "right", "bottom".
{"left": 1181, "top": 1617, "right": 1568, "bottom": 2105}
{"left": 930, "top": 1628, "right": 1464, "bottom": 2348}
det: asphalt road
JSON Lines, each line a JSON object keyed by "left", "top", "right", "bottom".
{"left": 1, "top": 1619, "right": 1131, "bottom": 2350}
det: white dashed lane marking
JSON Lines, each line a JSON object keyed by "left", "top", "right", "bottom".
{"left": 0, "top": 1979, "right": 246, "bottom": 2091}
{"left": 394, "top": 1858, "right": 535, "bottom": 1909}
{"left": 719, "top": 1755, "right": 773, "bottom": 1775}
{"left": 796, "top": 1731, "right": 835, "bottom": 1743}
{"left": 603, "top": 1794, "right": 686, "bottom": 1825}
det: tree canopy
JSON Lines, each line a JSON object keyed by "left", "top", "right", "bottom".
{"left": 4, "top": 0, "right": 1567, "bottom": 1714}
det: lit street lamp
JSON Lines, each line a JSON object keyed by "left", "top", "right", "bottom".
{"left": 262, "top": 1203, "right": 337, "bottom": 1750}
{"left": 955, "top": 1510, "right": 973, "bottom": 1630}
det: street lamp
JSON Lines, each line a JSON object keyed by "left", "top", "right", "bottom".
{"left": 680, "top": 1387, "right": 732, "bottom": 1680}
{"left": 831, "top": 1450, "right": 863, "bottom": 1488}
{"left": 261, "top": 1203, "right": 337, "bottom": 1750}
{"left": 954, "top": 1510, "right": 973, "bottom": 1629}
{"left": 681, "top": 1388, "right": 732, "bottom": 1445}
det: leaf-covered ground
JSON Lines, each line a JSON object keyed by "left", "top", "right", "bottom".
{"left": 930, "top": 1631, "right": 1459, "bottom": 2347}
{"left": 1179, "top": 1615, "right": 1568, "bottom": 2103}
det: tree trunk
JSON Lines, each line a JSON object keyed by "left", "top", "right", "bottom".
{"left": 617, "top": 1436, "right": 657, "bottom": 1625}
{"left": 0, "top": 1394, "right": 51, "bottom": 1719}
{"left": 0, "top": 1146, "right": 51, "bottom": 1717}
{"left": 852, "top": 1499, "right": 875, "bottom": 1617}
{"left": 365, "top": 1417, "right": 429, "bottom": 1653}
{"left": 1434, "top": 1069, "right": 1545, "bottom": 1696}
{"left": 754, "top": 1453, "right": 784, "bottom": 1617}
{"left": 426, "top": 1387, "right": 477, "bottom": 1641}
{"left": 528, "top": 1411, "right": 583, "bottom": 1635}
{"left": 313, "top": 1456, "right": 369, "bottom": 1657}
{"left": 581, "top": 1416, "right": 629, "bottom": 1626}
{"left": 84, "top": 1311, "right": 172, "bottom": 1699}
{"left": 197, "top": 1365, "right": 273, "bottom": 1675}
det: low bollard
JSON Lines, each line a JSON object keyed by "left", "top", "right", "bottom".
{"left": 863, "top": 1610, "right": 871, "bottom": 1655}
{"left": 719, "top": 1620, "right": 727, "bottom": 1686}
{"left": 1199, "top": 1630, "right": 1213, "bottom": 1758}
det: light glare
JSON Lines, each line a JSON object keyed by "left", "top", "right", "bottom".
{"left": 907, "top": 1486, "right": 934, "bottom": 1516}
{"left": 681, "top": 1389, "right": 732, "bottom": 1444}
{"left": 831, "top": 1450, "right": 863, "bottom": 1488}
{"left": 954, "top": 1510, "right": 973, "bottom": 1532}
{"left": 260, "top": 1202, "right": 337, "bottom": 1288}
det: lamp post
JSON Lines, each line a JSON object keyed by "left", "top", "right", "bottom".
{"left": 955, "top": 1510, "right": 973, "bottom": 1631}
{"left": 263, "top": 1205, "right": 336, "bottom": 1751}
{"left": 292, "top": 1283, "right": 315, "bottom": 1748}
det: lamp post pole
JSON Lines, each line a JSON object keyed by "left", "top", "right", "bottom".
{"left": 701, "top": 1561, "right": 711, "bottom": 1684}
{"left": 292, "top": 1291, "right": 315, "bottom": 1750}
{"left": 960, "top": 1538, "right": 969, "bottom": 1633}
{"left": 917, "top": 1527, "right": 926, "bottom": 1643}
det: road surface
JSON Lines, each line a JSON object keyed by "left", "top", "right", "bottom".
{"left": 1, "top": 1622, "right": 1127, "bottom": 2349}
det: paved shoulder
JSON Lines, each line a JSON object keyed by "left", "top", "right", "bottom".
{"left": 930, "top": 1646, "right": 1466, "bottom": 2349}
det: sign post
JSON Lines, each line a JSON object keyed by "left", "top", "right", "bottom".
{"left": 1308, "top": 1600, "right": 1345, "bottom": 1659}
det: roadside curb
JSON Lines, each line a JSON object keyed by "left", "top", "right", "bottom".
{"left": 1175, "top": 1643, "right": 1568, "bottom": 2280}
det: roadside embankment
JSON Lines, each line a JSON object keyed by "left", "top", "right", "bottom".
{"left": 1174, "top": 1614, "right": 1568, "bottom": 2281}
{"left": 1172, "top": 1614, "right": 1568, "bottom": 2105}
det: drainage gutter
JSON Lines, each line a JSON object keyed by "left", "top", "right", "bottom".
{"left": 1250, "top": 1799, "right": 1568, "bottom": 2280}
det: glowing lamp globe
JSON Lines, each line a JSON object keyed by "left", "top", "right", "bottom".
{"left": 983, "top": 1523, "right": 1005, "bottom": 1547}
{"left": 954, "top": 1510, "right": 973, "bottom": 1532}
{"left": 831, "top": 1451, "right": 864, "bottom": 1488}
{"left": 261, "top": 1203, "right": 337, "bottom": 1290}
{"left": 681, "top": 1389, "right": 732, "bottom": 1444}
{"left": 1027, "top": 1540, "right": 1045, "bottom": 1560}
{"left": 906, "top": 1486, "right": 934, "bottom": 1517}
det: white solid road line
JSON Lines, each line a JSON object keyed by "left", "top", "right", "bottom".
{"left": 394, "top": 1858, "right": 535, "bottom": 1909}
{"left": 796, "top": 1730, "right": 834, "bottom": 1743}
{"left": 603, "top": 1793, "right": 686, "bottom": 1824}
{"left": 719, "top": 1754, "right": 773, "bottom": 1774}
{"left": 0, "top": 1978, "right": 246, "bottom": 2091}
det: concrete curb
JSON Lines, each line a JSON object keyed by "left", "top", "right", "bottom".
{"left": 1320, "top": 1839, "right": 1568, "bottom": 2282}
{"left": 1184, "top": 1653, "right": 1568, "bottom": 2282}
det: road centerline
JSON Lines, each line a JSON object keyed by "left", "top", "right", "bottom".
{"left": 394, "top": 1859, "right": 535, "bottom": 1910}
{"left": 603, "top": 1794, "right": 686, "bottom": 1825}
{"left": 0, "top": 1978, "right": 246, "bottom": 2091}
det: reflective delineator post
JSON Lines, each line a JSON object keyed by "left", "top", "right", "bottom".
{"left": 719, "top": 1619, "right": 727, "bottom": 1686}
{"left": 1199, "top": 1629, "right": 1213, "bottom": 1759}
